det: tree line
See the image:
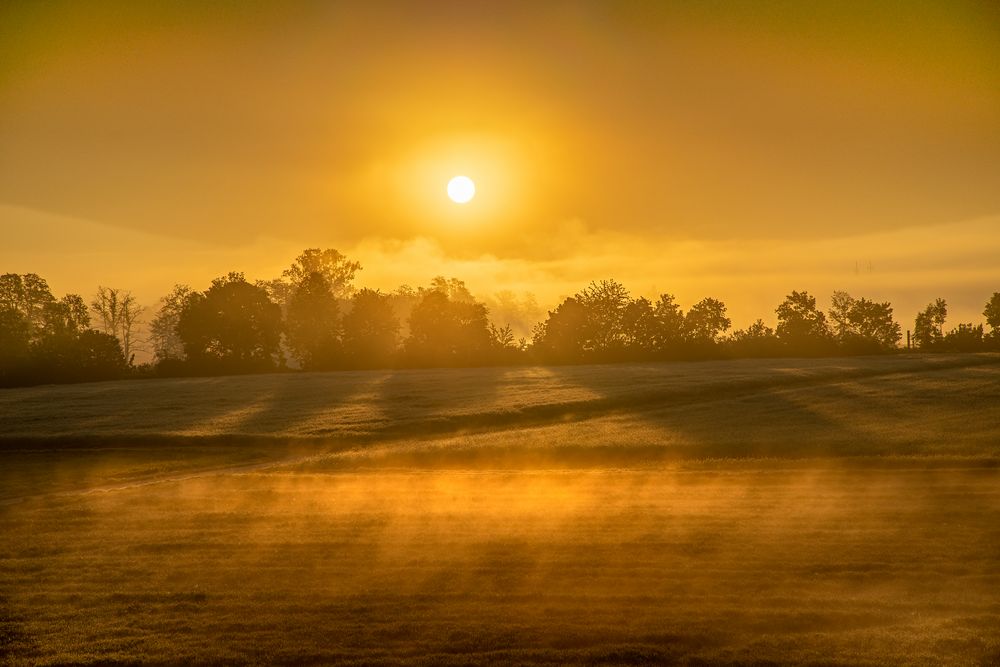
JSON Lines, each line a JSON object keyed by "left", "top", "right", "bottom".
{"left": 2, "top": 248, "right": 999, "bottom": 387}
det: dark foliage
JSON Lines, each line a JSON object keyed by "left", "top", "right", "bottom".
{"left": 285, "top": 272, "right": 341, "bottom": 370}
{"left": 402, "top": 290, "right": 493, "bottom": 367}
{"left": 5, "top": 254, "right": 1000, "bottom": 386}
{"left": 176, "top": 272, "right": 283, "bottom": 375}
{"left": 0, "top": 273, "right": 127, "bottom": 387}
{"left": 341, "top": 288, "right": 400, "bottom": 369}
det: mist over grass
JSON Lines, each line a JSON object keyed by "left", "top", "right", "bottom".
{"left": 2, "top": 354, "right": 999, "bottom": 664}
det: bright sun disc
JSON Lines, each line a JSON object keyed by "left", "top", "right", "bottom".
{"left": 447, "top": 175, "right": 475, "bottom": 204}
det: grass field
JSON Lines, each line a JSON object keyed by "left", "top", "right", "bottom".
{"left": 2, "top": 354, "right": 1000, "bottom": 664}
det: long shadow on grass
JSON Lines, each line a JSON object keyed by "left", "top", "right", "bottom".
{"left": 300, "top": 356, "right": 1000, "bottom": 471}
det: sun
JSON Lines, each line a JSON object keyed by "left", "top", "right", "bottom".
{"left": 447, "top": 175, "right": 476, "bottom": 204}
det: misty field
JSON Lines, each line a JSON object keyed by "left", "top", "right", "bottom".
{"left": 2, "top": 354, "right": 1000, "bottom": 665}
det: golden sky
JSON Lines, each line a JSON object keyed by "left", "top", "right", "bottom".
{"left": 2, "top": 1, "right": 999, "bottom": 327}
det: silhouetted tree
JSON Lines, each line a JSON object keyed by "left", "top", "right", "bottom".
{"left": 829, "top": 291, "right": 855, "bottom": 341}
{"left": 684, "top": 297, "right": 731, "bottom": 349}
{"left": 943, "top": 323, "right": 984, "bottom": 352}
{"left": 150, "top": 285, "right": 194, "bottom": 364}
{"left": 776, "top": 291, "right": 832, "bottom": 355}
{"left": 621, "top": 297, "right": 657, "bottom": 356}
{"left": 532, "top": 297, "right": 591, "bottom": 363}
{"left": 651, "top": 294, "right": 686, "bottom": 356}
{"left": 41, "top": 295, "right": 91, "bottom": 338}
{"left": 727, "top": 319, "right": 782, "bottom": 357}
{"left": 341, "top": 288, "right": 400, "bottom": 368}
{"left": 259, "top": 248, "right": 361, "bottom": 307}
{"left": 488, "top": 322, "right": 523, "bottom": 363}
{"left": 91, "top": 286, "right": 144, "bottom": 364}
{"left": 285, "top": 272, "right": 341, "bottom": 370}
{"left": 828, "top": 292, "right": 901, "bottom": 353}
{"left": 0, "top": 308, "right": 31, "bottom": 386}
{"left": 0, "top": 273, "right": 56, "bottom": 338}
{"left": 429, "top": 276, "right": 476, "bottom": 303}
{"left": 403, "top": 290, "right": 492, "bottom": 366}
{"left": 576, "top": 280, "right": 631, "bottom": 357}
{"left": 913, "top": 298, "right": 947, "bottom": 350}
{"left": 984, "top": 292, "right": 1000, "bottom": 348}
{"left": 387, "top": 285, "right": 422, "bottom": 340}
{"left": 177, "top": 272, "right": 282, "bottom": 374}
{"left": 32, "top": 329, "right": 127, "bottom": 384}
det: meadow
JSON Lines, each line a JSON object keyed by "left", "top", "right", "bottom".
{"left": 2, "top": 354, "right": 1000, "bottom": 665}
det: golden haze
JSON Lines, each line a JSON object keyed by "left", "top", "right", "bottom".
{"left": 1, "top": 2, "right": 998, "bottom": 325}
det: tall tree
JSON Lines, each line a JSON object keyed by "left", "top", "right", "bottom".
{"left": 913, "top": 298, "right": 947, "bottom": 349}
{"left": 404, "top": 290, "right": 492, "bottom": 366}
{"left": 829, "top": 292, "right": 901, "bottom": 352}
{"left": 0, "top": 308, "right": 31, "bottom": 386}
{"left": 829, "top": 291, "right": 855, "bottom": 341}
{"left": 149, "top": 285, "right": 194, "bottom": 363}
{"left": 846, "top": 298, "right": 901, "bottom": 351}
{"left": 285, "top": 272, "right": 341, "bottom": 370}
{"left": 428, "top": 276, "right": 476, "bottom": 303}
{"left": 684, "top": 297, "right": 731, "bottom": 345}
{"left": 91, "top": 286, "right": 145, "bottom": 363}
{"left": 776, "top": 291, "right": 831, "bottom": 354}
{"left": 341, "top": 288, "right": 400, "bottom": 368}
{"left": 531, "top": 297, "right": 591, "bottom": 363}
{"left": 576, "top": 279, "right": 631, "bottom": 356}
{"left": 0, "top": 273, "right": 56, "bottom": 338}
{"left": 984, "top": 292, "right": 1000, "bottom": 346}
{"left": 177, "top": 273, "right": 283, "bottom": 373}
{"left": 651, "top": 293, "right": 686, "bottom": 354}
{"left": 259, "top": 248, "right": 361, "bottom": 307}
{"left": 621, "top": 297, "right": 657, "bottom": 355}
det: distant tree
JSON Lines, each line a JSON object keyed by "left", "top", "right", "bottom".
{"left": 621, "top": 297, "right": 657, "bottom": 356}
{"left": 91, "top": 286, "right": 144, "bottom": 364}
{"left": 913, "top": 298, "right": 947, "bottom": 350}
{"left": 484, "top": 290, "right": 542, "bottom": 340}
{"left": 285, "top": 272, "right": 341, "bottom": 370}
{"left": 0, "top": 273, "right": 57, "bottom": 337}
{"left": 943, "top": 323, "right": 984, "bottom": 352}
{"left": 684, "top": 297, "right": 731, "bottom": 347}
{"left": 74, "top": 330, "right": 129, "bottom": 380}
{"left": 404, "top": 290, "right": 492, "bottom": 366}
{"left": 428, "top": 276, "right": 476, "bottom": 303}
{"left": 576, "top": 279, "right": 631, "bottom": 357}
{"left": 41, "top": 295, "right": 91, "bottom": 337}
{"left": 387, "top": 285, "right": 422, "bottom": 340}
{"left": 342, "top": 288, "right": 400, "bottom": 368}
{"left": 531, "top": 297, "right": 591, "bottom": 363}
{"left": 984, "top": 293, "right": 1000, "bottom": 348}
{"left": 177, "top": 272, "right": 283, "bottom": 374}
{"left": 776, "top": 291, "right": 832, "bottom": 354}
{"left": 829, "top": 291, "right": 855, "bottom": 341}
{"left": 0, "top": 308, "right": 31, "bottom": 386}
{"left": 258, "top": 248, "right": 361, "bottom": 307}
{"left": 30, "top": 329, "right": 126, "bottom": 384}
{"left": 488, "top": 322, "right": 523, "bottom": 363}
{"left": 846, "top": 298, "right": 901, "bottom": 352}
{"left": 149, "top": 285, "right": 194, "bottom": 363}
{"left": 651, "top": 293, "right": 686, "bottom": 355}
{"left": 829, "top": 292, "right": 901, "bottom": 352}
{"left": 727, "top": 319, "right": 782, "bottom": 357}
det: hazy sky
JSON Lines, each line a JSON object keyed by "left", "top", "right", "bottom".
{"left": 2, "top": 1, "right": 999, "bottom": 327}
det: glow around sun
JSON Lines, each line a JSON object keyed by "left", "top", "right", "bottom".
{"left": 447, "top": 175, "right": 476, "bottom": 204}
